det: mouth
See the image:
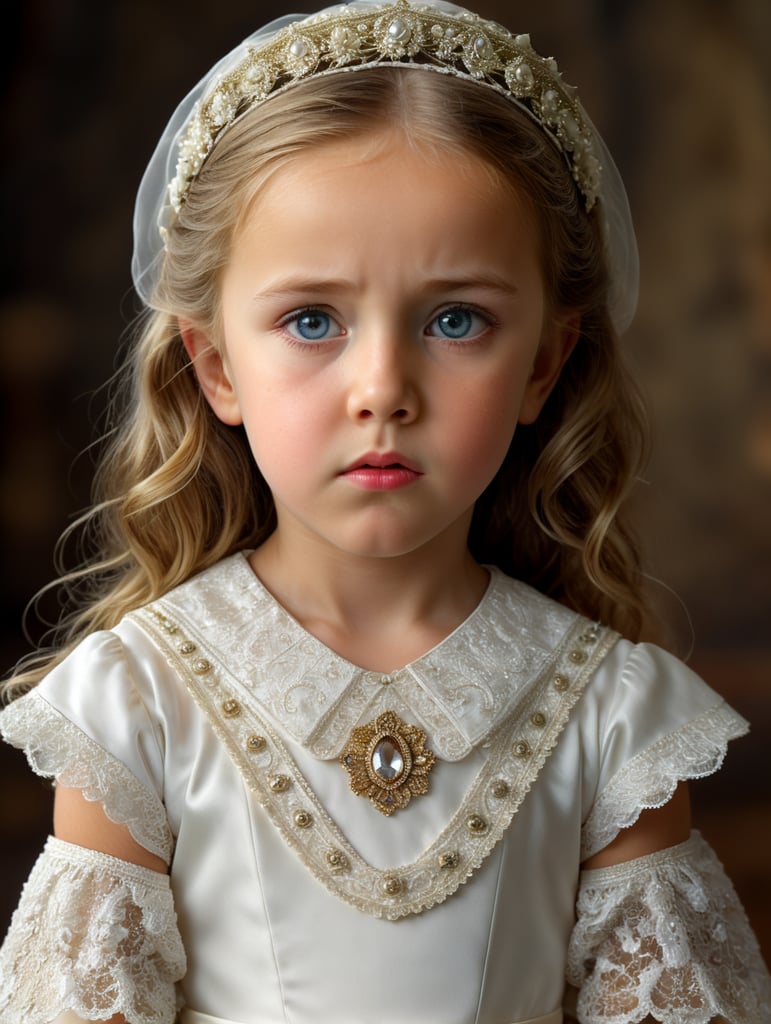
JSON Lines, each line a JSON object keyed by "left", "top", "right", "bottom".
{"left": 344, "top": 451, "right": 422, "bottom": 474}
{"left": 340, "top": 451, "right": 423, "bottom": 490}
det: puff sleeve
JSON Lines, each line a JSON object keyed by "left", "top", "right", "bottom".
{"left": 0, "top": 630, "right": 173, "bottom": 862}
{"left": 0, "top": 630, "right": 185, "bottom": 1022}
{"left": 578, "top": 642, "right": 749, "bottom": 861}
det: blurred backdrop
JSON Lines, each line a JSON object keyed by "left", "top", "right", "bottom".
{"left": 1, "top": 0, "right": 769, "bottom": 960}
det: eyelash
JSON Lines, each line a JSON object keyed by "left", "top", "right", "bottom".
{"left": 277, "top": 307, "right": 346, "bottom": 351}
{"left": 424, "top": 303, "right": 498, "bottom": 347}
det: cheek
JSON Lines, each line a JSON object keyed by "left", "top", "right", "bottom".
{"left": 446, "top": 384, "right": 522, "bottom": 486}
{"left": 235, "top": 379, "right": 333, "bottom": 487}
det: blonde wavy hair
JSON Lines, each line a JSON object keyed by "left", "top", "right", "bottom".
{"left": 5, "top": 69, "right": 654, "bottom": 699}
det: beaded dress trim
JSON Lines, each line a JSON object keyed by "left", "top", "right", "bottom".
{"left": 133, "top": 575, "right": 617, "bottom": 919}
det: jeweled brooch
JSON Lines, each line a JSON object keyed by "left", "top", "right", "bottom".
{"left": 339, "top": 710, "right": 436, "bottom": 816}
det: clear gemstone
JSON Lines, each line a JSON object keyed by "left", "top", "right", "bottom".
{"left": 372, "top": 738, "right": 403, "bottom": 781}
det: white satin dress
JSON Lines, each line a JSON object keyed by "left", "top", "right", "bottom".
{"left": 0, "top": 554, "right": 769, "bottom": 1024}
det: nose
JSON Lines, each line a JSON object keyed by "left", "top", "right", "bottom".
{"left": 345, "top": 333, "right": 419, "bottom": 424}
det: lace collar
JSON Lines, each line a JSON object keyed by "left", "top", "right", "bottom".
{"left": 153, "top": 552, "right": 584, "bottom": 761}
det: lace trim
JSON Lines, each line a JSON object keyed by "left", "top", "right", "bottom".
{"left": 135, "top": 602, "right": 617, "bottom": 920}
{"left": 567, "top": 832, "right": 771, "bottom": 1024}
{"left": 154, "top": 554, "right": 593, "bottom": 761}
{"left": 0, "top": 836, "right": 186, "bottom": 1024}
{"left": 580, "top": 703, "right": 749, "bottom": 861}
{"left": 0, "top": 692, "right": 173, "bottom": 863}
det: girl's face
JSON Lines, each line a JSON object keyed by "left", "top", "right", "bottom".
{"left": 186, "top": 132, "right": 574, "bottom": 566}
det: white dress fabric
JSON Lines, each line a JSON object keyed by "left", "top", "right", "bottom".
{"left": 0, "top": 553, "right": 769, "bottom": 1024}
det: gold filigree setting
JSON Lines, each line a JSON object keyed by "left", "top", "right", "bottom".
{"left": 339, "top": 709, "right": 436, "bottom": 816}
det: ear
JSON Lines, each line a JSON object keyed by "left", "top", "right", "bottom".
{"left": 180, "top": 319, "right": 243, "bottom": 426}
{"left": 518, "top": 315, "right": 580, "bottom": 425}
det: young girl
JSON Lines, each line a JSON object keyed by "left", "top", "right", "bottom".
{"left": 1, "top": 1, "right": 769, "bottom": 1022}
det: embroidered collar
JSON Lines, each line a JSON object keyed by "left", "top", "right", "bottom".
{"left": 152, "top": 552, "right": 587, "bottom": 762}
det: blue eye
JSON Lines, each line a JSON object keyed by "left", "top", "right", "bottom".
{"left": 284, "top": 309, "right": 344, "bottom": 343}
{"left": 427, "top": 306, "right": 489, "bottom": 341}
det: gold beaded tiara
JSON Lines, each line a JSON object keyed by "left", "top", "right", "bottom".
{"left": 168, "top": 0, "right": 602, "bottom": 215}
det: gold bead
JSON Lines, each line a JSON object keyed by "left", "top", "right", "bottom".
{"left": 568, "top": 648, "right": 588, "bottom": 664}
{"left": 491, "top": 780, "right": 509, "bottom": 799}
{"left": 553, "top": 673, "right": 570, "bottom": 691}
{"left": 293, "top": 809, "right": 313, "bottom": 828}
{"left": 246, "top": 734, "right": 266, "bottom": 752}
{"left": 326, "top": 849, "right": 349, "bottom": 873}
{"left": 438, "top": 851, "right": 460, "bottom": 869}
{"left": 530, "top": 711, "right": 547, "bottom": 728}
{"left": 382, "top": 875, "right": 403, "bottom": 896}
{"left": 466, "top": 814, "right": 487, "bottom": 834}
{"left": 222, "top": 699, "right": 241, "bottom": 717}
{"left": 179, "top": 641, "right": 197, "bottom": 655}
{"left": 512, "top": 740, "right": 531, "bottom": 758}
{"left": 192, "top": 658, "right": 212, "bottom": 675}
{"left": 269, "top": 774, "right": 290, "bottom": 793}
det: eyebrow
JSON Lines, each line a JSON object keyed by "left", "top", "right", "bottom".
{"left": 252, "top": 272, "right": 519, "bottom": 302}
{"left": 419, "top": 274, "right": 519, "bottom": 295}
{"left": 252, "top": 278, "right": 353, "bottom": 301}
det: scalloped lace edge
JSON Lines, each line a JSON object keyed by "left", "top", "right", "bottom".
{"left": 567, "top": 832, "right": 771, "bottom": 1024}
{"left": 1, "top": 690, "right": 173, "bottom": 863}
{"left": 0, "top": 836, "right": 185, "bottom": 1024}
{"left": 580, "top": 702, "right": 749, "bottom": 860}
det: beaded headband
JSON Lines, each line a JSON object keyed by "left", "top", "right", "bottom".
{"left": 132, "top": 0, "right": 639, "bottom": 332}
{"left": 168, "top": 0, "right": 601, "bottom": 217}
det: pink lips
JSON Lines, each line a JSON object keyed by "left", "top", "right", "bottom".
{"left": 340, "top": 451, "right": 423, "bottom": 491}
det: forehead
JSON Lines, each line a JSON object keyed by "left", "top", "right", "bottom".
{"left": 219, "top": 130, "right": 544, "bottom": 311}
{"left": 252, "top": 129, "right": 517, "bottom": 206}
{"left": 232, "top": 131, "right": 540, "bottom": 272}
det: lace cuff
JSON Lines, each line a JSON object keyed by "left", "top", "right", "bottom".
{"left": 567, "top": 832, "right": 771, "bottom": 1024}
{"left": 0, "top": 690, "right": 173, "bottom": 863}
{"left": 580, "top": 703, "right": 748, "bottom": 860}
{"left": 0, "top": 836, "right": 186, "bottom": 1024}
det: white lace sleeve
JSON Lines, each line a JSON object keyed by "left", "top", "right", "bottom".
{"left": 0, "top": 836, "right": 186, "bottom": 1024}
{"left": 566, "top": 832, "right": 771, "bottom": 1024}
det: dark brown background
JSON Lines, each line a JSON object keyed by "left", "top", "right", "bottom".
{"left": 1, "top": 0, "right": 769, "bottom": 966}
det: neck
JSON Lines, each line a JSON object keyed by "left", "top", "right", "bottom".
{"left": 248, "top": 529, "right": 489, "bottom": 672}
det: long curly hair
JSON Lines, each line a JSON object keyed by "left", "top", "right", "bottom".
{"left": 4, "top": 68, "right": 654, "bottom": 699}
